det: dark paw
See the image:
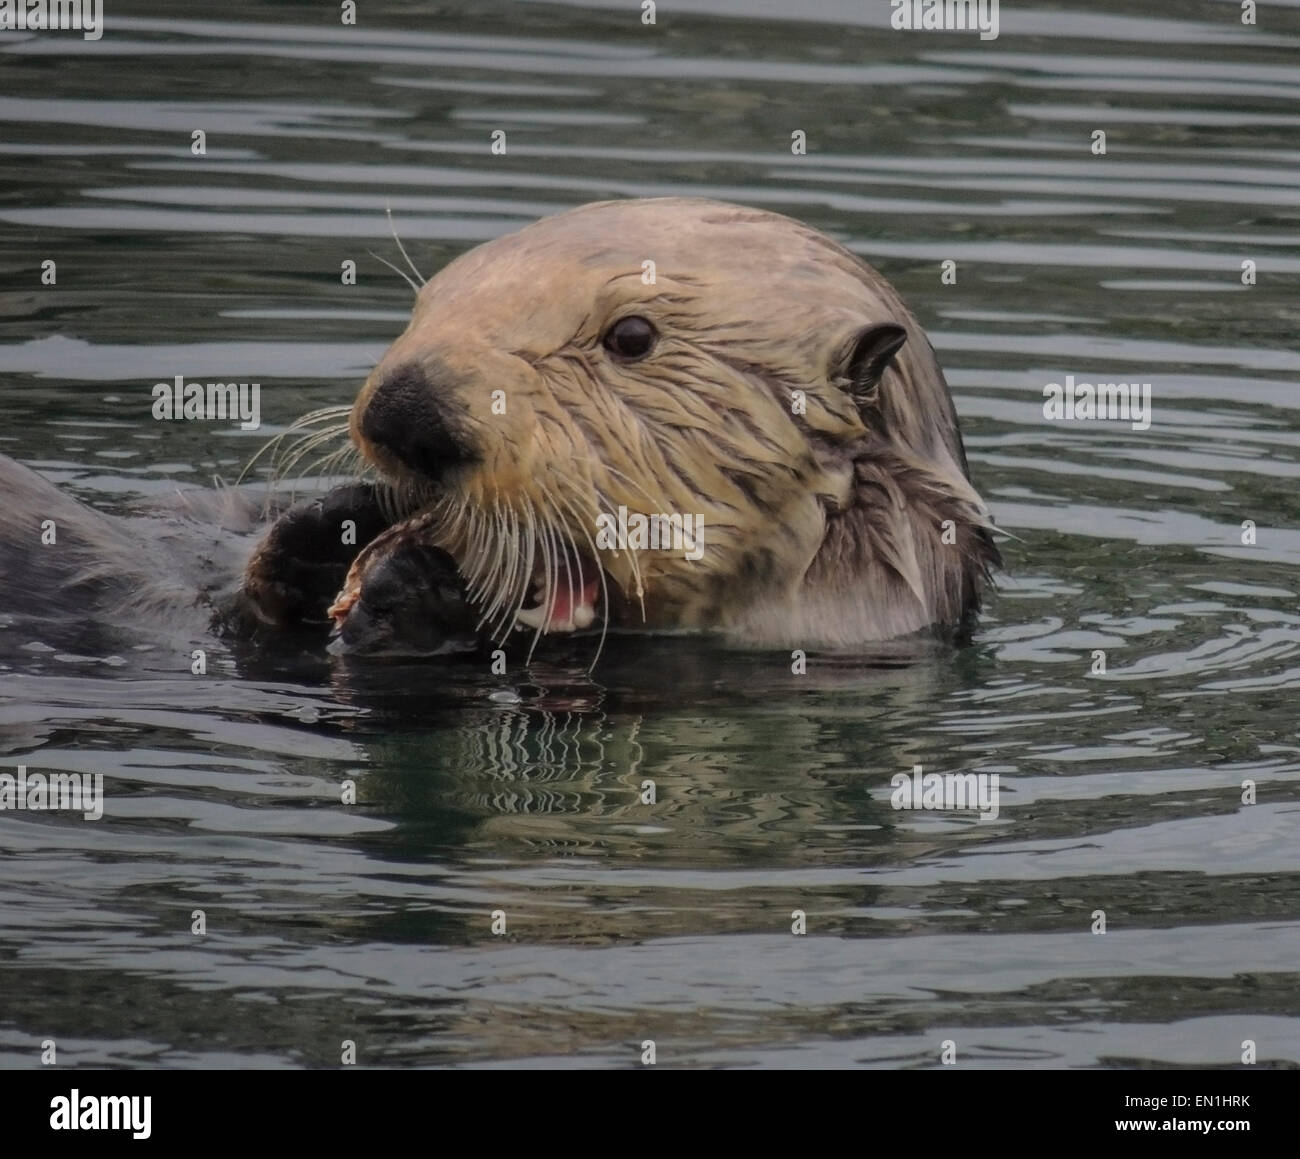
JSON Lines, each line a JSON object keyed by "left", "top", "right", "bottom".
{"left": 240, "top": 483, "right": 395, "bottom": 627}
{"left": 329, "top": 533, "right": 479, "bottom": 658}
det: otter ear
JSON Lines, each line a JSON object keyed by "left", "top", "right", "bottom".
{"left": 846, "top": 323, "right": 908, "bottom": 403}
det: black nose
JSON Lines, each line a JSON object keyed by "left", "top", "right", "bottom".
{"left": 357, "top": 363, "right": 476, "bottom": 479}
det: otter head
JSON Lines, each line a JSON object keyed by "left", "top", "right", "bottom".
{"left": 349, "top": 197, "right": 998, "bottom": 647}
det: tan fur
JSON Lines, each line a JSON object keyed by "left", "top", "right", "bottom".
{"left": 349, "top": 197, "right": 999, "bottom": 647}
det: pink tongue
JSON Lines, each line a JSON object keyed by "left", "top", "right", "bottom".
{"left": 549, "top": 574, "right": 598, "bottom": 623}
{"left": 546, "top": 556, "right": 597, "bottom": 625}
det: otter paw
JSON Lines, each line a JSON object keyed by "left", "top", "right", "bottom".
{"left": 240, "top": 483, "right": 394, "bottom": 627}
{"left": 327, "top": 518, "right": 478, "bottom": 657}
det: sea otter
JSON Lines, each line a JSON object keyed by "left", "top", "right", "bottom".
{"left": 326, "top": 196, "right": 999, "bottom": 650}
{"left": 1, "top": 198, "right": 999, "bottom": 660}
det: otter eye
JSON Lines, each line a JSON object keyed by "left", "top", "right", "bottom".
{"left": 602, "top": 315, "right": 656, "bottom": 361}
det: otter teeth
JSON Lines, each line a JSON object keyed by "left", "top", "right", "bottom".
{"left": 513, "top": 600, "right": 596, "bottom": 633}
{"left": 514, "top": 605, "right": 548, "bottom": 630}
{"left": 513, "top": 567, "right": 599, "bottom": 633}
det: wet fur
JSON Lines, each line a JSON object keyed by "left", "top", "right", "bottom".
{"left": 346, "top": 197, "right": 1000, "bottom": 646}
{"left": 0, "top": 456, "right": 263, "bottom": 651}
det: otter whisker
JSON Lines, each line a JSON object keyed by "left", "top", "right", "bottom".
{"left": 537, "top": 476, "right": 585, "bottom": 630}
{"left": 343, "top": 445, "right": 368, "bottom": 479}
{"left": 367, "top": 249, "right": 420, "bottom": 296}
{"left": 475, "top": 503, "right": 502, "bottom": 598}
{"left": 288, "top": 404, "right": 353, "bottom": 429}
{"left": 551, "top": 505, "right": 575, "bottom": 637}
{"left": 486, "top": 501, "right": 513, "bottom": 608}
{"left": 512, "top": 500, "right": 539, "bottom": 635}
{"left": 272, "top": 427, "right": 350, "bottom": 485}
{"left": 318, "top": 443, "right": 359, "bottom": 480}
{"left": 460, "top": 507, "right": 481, "bottom": 595}
{"left": 282, "top": 451, "right": 362, "bottom": 499}
{"left": 588, "top": 480, "right": 647, "bottom": 619}
{"left": 988, "top": 521, "right": 1025, "bottom": 545}
{"left": 475, "top": 506, "right": 510, "bottom": 635}
{"left": 588, "top": 470, "right": 659, "bottom": 615}
{"left": 551, "top": 478, "right": 611, "bottom": 671}
{"left": 466, "top": 501, "right": 496, "bottom": 604}
{"left": 482, "top": 501, "right": 521, "bottom": 635}
{"left": 596, "top": 461, "right": 664, "bottom": 512}
{"left": 491, "top": 505, "right": 531, "bottom": 642}
{"left": 269, "top": 421, "right": 349, "bottom": 471}
{"left": 540, "top": 488, "right": 576, "bottom": 640}
{"left": 454, "top": 495, "right": 522, "bottom": 644}
{"left": 381, "top": 477, "right": 431, "bottom": 525}
{"left": 238, "top": 406, "right": 352, "bottom": 486}
{"left": 523, "top": 495, "right": 549, "bottom": 665}
{"left": 374, "top": 481, "right": 403, "bottom": 526}
{"left": 386, "top": 203, "right": 426, "bottom": 285}
{"left": 524, "top": 500, "right": 554, "bottom": 665}
{"left": 269, "top": 443, "right": 338, "bottom": 492}
{"left": 380, "top": 484, "right": 405, "bottom": 525}
{"left": 490, "top": 503, "right": 522, "bottom": 634}
{"left": 463, "top": 505, "right": 492, "bottom": 603}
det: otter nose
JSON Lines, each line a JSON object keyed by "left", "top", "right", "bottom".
{"left": 356, "top": 363, "right": 475, "bottom": 480}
